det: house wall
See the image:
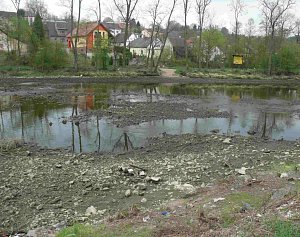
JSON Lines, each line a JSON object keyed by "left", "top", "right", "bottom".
{"left": 130, "top": 47, "right": 146, "bottom": 56}
{"left": 164, "top": 39, "right": 174, "bottom": 57}
{"left": 67, "top": 24, "right": 109, "bottom": 50}
{"left": 131, "top": 47, "right": 161, "bottom": 57}
{"left": 0, "top": 32, "right": 27, "bottom": 53}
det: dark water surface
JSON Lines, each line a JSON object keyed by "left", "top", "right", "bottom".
{"left": 1, "top": 83, "right": 300, "bottom": 152}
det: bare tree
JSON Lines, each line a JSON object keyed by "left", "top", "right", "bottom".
{"left": 10, "top": 0, "right": 21, "bottom": 56}
{"left": 230, "top": 0, "right": 245, "bottom": 53}
{"left": 25, "top": 0, "right": 49, "bottom": 19}
{"left": 295, "top": 19, "right": 300, "bottom": 44}
{"left": 183, "top": 0, "right": 190, "bottom": 69}
{"left": 246, "top": 18, "right": 255, "bottom": 38}
{"left": 60, "top": 0, "right": 83, "bottom": 71}
{"left": 113, "top": 0, "right": 139, "bottom": 66}
{"left": 155, "top": 0, "right": 177, "bottom": 72}
{"left": 277, "top": 12, "right": 295, "bottom": 41}
{"left": 260, "top": 0, "right": 295, "bottom": 75}
{"left": 195, "top": 0, "right": 211, "bottom": 68}
{"left": 146, "top": 0, "right": 163, "bottom": 70}
{"left": 89, "top": 0, "right": 101, "bottom": 22}
{"left": 73, "top": 0, "right": 83, "bottom": 71}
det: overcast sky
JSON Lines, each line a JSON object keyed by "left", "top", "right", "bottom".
{"left": 1, "top": 0, "right": 299, "bottom": 34}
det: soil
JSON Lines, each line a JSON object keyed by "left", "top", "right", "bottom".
{"left": 1, "top": 75, "right": 300, "bottom": 88}
{"left": 1, "top": 76, "right": 300, "bottom": 236}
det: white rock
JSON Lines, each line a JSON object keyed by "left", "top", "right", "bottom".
{"left": 280, "top": 173, "right": 289, "bottom": 178}
{"left": 143, "top": 215, "right": 150, "bottom": 222}
{"left": 175, "top": 183, "right": 196, "bottom": 193}
{"left": 141, "top": 198, "right": 147, "bottom": 203}
{"left": 128, "top": 169, "right": 134, "bottom": 175}
{"left": 139, "top": 171, "right": 146, "bottom": 177}
{"left": 235, "top": 167, "right": 248, "bottom": 175}
{"left": 213, "top": 198, "right": 225, "bottom": 203}
{"left": 150, "top": 177, "right": 161, "bottom": 183}
{"left": 223, "top": 138, "right": 231, "bottom": 144}
{"left": 125, "top": 189, "right": 131, "bottom": 197}
{"left": 85, "top": 206, "right": 97, "bottom": 216}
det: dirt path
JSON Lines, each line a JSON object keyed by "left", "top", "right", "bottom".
{"left": 160, "top": 68, "right": 178, "bottom": 78}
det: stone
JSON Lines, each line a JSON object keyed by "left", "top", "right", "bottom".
{"left": 125, "top": 189, "right": 131, "bottom": 197}
{"left": 213, "top": 197, "right": 225, "bottom": 203}
{"left": 149, "top": 177, "right": 161, "bottom": 184}
{"left": 85, "top": 206, "right": 97, "bottom": 216}
{"left": 50, "top": 197, "right": 61, "bottom": 204}
{"left": 235, "top": 167, "right": 247, "bottom": 175}
{"left": 223, "top": 138, "right": 231, "bottom": 144}
{"left": 175, "top": 183, "right": 196, "bottom": 194}
{"left": 36, "top": 204, "right": 43, "bottom": 210}
{"left": 280, "top": 173, "right": 289, "bottom": 178}
{"left": 55, "top": 164, "right": 62, "bottom": 169}
{"left": 62, "top": 120, "right": 67, "bottom": 124}
{"left": 139, "top": 171, "right": 146, "bottom": 177}
{"left": 271, "top": 186, "right": 292, "bottom": 200}
{"left": 26, "top": 151, "right": 31, "bottom": 156}
{"left": 240, "top": 203, "right": 251, "bottom": 212}
{"left": 128, "top": 169, "right": 134, "bottom": 175}
{"left": 138, "top": 183, "right": 147, "bottom": 190}
{"left": 141, "top": 198, "right": 147, "bottom": 203}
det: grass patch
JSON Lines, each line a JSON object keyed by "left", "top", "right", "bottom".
{"left": 57, "top": 224, "right": 153, "bottom": 237}
{"left": 267, "top": 220, "right": 300, "bottom": 237}
{"left": 220, "top": 192, "right": 269, "bottom": 227}
{"left": 272, "top": 162, "right": 299, "bottom": 174}
{"left": 0, "top": 139, "right": 23, "bottom": 152}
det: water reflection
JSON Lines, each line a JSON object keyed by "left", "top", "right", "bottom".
{"left": 1, "top": 84, "right": 300, "bottom": 152}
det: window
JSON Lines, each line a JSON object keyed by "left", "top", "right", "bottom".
{"left": 94, "top": 32, "right": 101, "bottom": 39}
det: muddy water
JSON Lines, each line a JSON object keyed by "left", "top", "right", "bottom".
{"left": 1, "top": 83, "right": 300, "bottom": 152}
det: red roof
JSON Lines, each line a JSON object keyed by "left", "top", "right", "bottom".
{"left": 67, "top": 22, "right": 110, "bottom": 38}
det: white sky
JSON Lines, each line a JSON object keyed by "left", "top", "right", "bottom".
{"left": 1, "top": 0, "right": 300, "bottom": 34}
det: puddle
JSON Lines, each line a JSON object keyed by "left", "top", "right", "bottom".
{"left": 1, "top": 83, "right": 300, "bottom": 152}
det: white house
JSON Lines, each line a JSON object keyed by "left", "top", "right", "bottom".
{"left": 114, "top": 33, "right": 143, "bottom": 47}
{"left": 130, "top": 37, "right": 162, "bottom": 57}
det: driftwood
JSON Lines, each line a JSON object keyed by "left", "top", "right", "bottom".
{"left": 130, "top": 164, "right": 147, "bottom": 171}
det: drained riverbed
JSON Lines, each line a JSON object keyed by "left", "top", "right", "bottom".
{"left": 1, "top": 80, "right": 300, "bottom": 233}
{"left": 1, "top": 83, "right": 300, "bottom": 152}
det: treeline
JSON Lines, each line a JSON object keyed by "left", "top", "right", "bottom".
{"left": 1, "top": 0, "right": 300, "bottom": 75}
{"left": 0, "top": 11, "right": 68, "bottom": 71}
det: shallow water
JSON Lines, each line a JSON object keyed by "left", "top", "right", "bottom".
{"left": 1, "top": 83, "right": 300, "bottom": 152}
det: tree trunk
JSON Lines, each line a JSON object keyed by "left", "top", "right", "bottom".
{"left": 74, "top": 0, "right": 82, "bottom": 72}
{"left": 154, "top": 0, "right": 177, "bottom": 73}
{"left": 184, "top": 0, "right": 188, "bottom": 70}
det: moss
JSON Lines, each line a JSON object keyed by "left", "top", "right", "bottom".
{"left": 220, "top": 192, "right": 268, "bottom": 227}
{"left": 57, "top": 224, "right": 153, "bottom": 237}
{"left": 266, "top": 220, "right": 300, "bottom": 237}
{"left": 272, "top": 163, "right": 298, "bottom": 174}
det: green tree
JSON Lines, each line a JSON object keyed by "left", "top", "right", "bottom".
{"left": 32, "top": 13, "right": 44, "bottom": 41}
{"left": 273, "top": 42, "right": 300, "bottom": 74}
{"left": 92, "top": 36, "right": 109, "bottom": 70}
{"left": 201, "top": 26, "right": 226, "bottom": 67}
{"left": 34, "top": 40, "right": 68, "bottom": 71}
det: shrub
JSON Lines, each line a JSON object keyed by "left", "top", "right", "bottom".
{"left": 34, "top": 40, "right": 68, "bottom": 71}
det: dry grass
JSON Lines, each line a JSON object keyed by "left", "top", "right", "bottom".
{"left": 0, "top": 138, "right": 23, "bottom": 152}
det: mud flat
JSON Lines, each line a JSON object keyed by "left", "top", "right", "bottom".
{"left": 1, "top": 134, "right": 300, "bottom": 234}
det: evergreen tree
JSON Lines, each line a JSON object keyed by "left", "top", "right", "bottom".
{"left": 32, "top": 13, "right": 44, "bottom": 41}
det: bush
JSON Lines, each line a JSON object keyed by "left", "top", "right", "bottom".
{"left": 273, "top": 42, "right": 300, "bottom": 74}
{"left": 34, "top": 40, "right": 68, "bottom": 71}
